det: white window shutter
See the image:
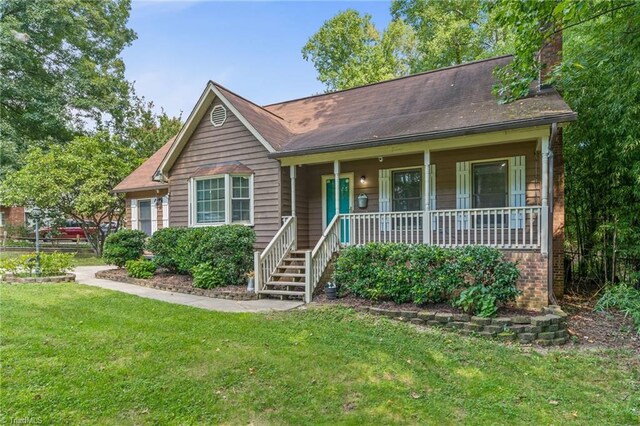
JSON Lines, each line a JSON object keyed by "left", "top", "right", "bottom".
{"left": 509, "top": 155, "right": 526, "bottom": 228}
{"left": 150, "top": 197, "right": 158, "bottom": 234}
{"left": 162, "top": 196, "right": 169, "bottom": 228}
{"left": 130, "top": 199, "right": 138, "bottom": 230}
{"left": 378, "top": 169, "right": 390, "bottom": 231}
{"left": 456, "top": 161, "right": 470, "bottom": 230}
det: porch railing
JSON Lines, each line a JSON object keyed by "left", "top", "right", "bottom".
{"left": 254, "top": 215, "right": 296, "bottom": 293}
{"left": 430, "top": 207, "right": 541, "bottom": 249}
{"left": 308, "top": 214, "right": 341, "bottom": 302}
{"left": 339, "top": 206, "right": 542, "bottom": 250}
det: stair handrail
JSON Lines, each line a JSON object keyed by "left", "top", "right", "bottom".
{"left": 255, "top": 216, "right": 296, "bottom": 293}
{"left": 308, "top": 214, "right": 341, "bottom": 300}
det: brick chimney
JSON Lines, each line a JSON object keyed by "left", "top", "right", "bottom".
{"left": 538, "top": 30, "right": 562, "bottom": 89}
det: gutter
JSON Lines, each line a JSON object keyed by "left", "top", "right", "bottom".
{"left": 268, "top": 112, "right": 577, "bottom": 159}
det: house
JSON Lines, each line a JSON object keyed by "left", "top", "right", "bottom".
{"left": 0, "top": 205, "right": 27, "bottom": 232}
{"left": 114, "top": 41, "right": 574, "bottom": 308}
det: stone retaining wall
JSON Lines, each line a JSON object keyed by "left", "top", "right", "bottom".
{"left": 2, "top": 273, "right": 76, "bottom": 283}
{"left": 95, "top": 270, "right": 257, "bottom": 300}
{"left": 357, "top": 305, "right": 569, "bottom": 346}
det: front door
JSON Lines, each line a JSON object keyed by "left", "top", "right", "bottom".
{"left": 325, "top": 177, "right": 351, "bottom": 243}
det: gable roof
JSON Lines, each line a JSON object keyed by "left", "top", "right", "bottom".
{"left": 113, "top": 137, "right": 174, "bottom": 193}
{"left": 157, "top": 55, "right": 575, "bottom": 174}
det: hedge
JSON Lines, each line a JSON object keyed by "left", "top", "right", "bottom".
{"left": 146, "top": 225, "right": 255, "bottom": 286}
{"left": 102, "top": 230, "right": 147, "bottom": 267}
{"left": 333, "top": 244, "right": 521, "bottom": 317}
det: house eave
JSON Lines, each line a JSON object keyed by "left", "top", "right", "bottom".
{"left": 269, "top": 113, "right": 577, "bottom": 159}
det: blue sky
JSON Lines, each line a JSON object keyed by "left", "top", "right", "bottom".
{"left": 123, "top": 1, "right": 392, "bottom": 118}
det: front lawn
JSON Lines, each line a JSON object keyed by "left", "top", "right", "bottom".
{"left": 1, "top": 284, "right": 638, "bottom": 425}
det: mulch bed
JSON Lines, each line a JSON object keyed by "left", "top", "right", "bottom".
{"left": 314, "top": 293, "right": 540, "bottom": 317}
{"left": 97, "top": 268, "right": 256, "bottom": 300}
{"left": 562, "top": 293, "right": 639, "bottom": 352}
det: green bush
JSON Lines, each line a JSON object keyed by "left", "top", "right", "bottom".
{"left": 595, "top": 283, "right": 640, "bottom": 333}
{"left": 125, "top": 258, "right": 156, "bottom": 279}
{"left": 0, "top": 252, "right": 74, "bottom": 277}
{"left": 333, "top": 243, "right": 521, "bottom": 317}
{"left": 191, "top": 262, "right": 236, "bottom": 289}
{"left": 172, "top": 225, "right": 255, "bottom": 285}
{"left": 102, "top": 229, "right": 147, "bottom": 267}
{"left": 146, "top": 227, "right": 189, "bottom": 273}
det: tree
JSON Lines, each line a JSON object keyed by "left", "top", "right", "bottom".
{"left": 302, "top": 9, "right": 417, "bottom": 91}
{"left": 120, "top": 95, "right": 183, "bottom": 159}
{"left": 491, "top": 0, "right": 640, "bottom": 283}
{"left": 391, "top": 0, "right": 511, "bottom": 71}
{"left": 0, "top": 133, "right": 138, "bottom": 256}
{"left": 0, "top": 0, "right": 136, "bottom": 177}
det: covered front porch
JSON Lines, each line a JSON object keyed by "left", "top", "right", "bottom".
{"left": 256, "top": 127, "right": 555, "bottom": 302}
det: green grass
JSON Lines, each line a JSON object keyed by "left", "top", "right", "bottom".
{"left": 1, "top": 284, "right": 638, "bottom": 425}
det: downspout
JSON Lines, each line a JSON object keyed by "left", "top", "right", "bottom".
{"left": 548, "top": 123, "right": 559, "bottom": 305}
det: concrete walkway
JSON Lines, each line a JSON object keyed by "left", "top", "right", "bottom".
{"left": 73, "top": 266, "right": 304, "bottom": 313}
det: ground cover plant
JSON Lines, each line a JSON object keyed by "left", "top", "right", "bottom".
{"left": 334, "top": 244, "right": 520, "bottom": 316}
{"left": 1, "top": 283, "right": 638, "bottom": 425}
{"left": 596, "top": 282, "right": 640, "bottom": 334}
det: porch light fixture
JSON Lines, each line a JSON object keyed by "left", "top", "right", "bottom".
{"left": 360, "top": 175, "right": 366, "bottom": 184}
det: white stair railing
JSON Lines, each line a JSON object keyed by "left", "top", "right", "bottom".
{"left": 308, "top": 215, "right": 341, "bottom": 302}
{"left": 254, "top": 216, "right": 296, "bottom": 293}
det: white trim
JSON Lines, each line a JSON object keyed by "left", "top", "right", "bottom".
{"left": 0, "top": 211, "right": 4, "bottom": 227}
{"left": 130, "top": 199, "right": 138, "bottom": 230}
{"left": 150, "top": 197, "right": 158, "bottom": 234}
{"left": 321, "top": 172, "right": 354, "bottom": 231}
{"left": 541, "top": 136, "right": 550, "bottom": 255}
{"left": 188, "top": 173, "right": 255, "bottom": 227}
{"left": 162, "top": 196, "right": 169, "bottom": 228}
{"left": 159, "top": 82, "right": 276, "bottom": 175}
{"left": 210, "top": 104, "right": 227, "bottom": 127}
{"left": 290, "top": 165, "right": 296, "bottom": 217}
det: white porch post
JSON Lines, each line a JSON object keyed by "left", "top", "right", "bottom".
{"left": 423, "top": 150, "right": 431, "bottom": 244}
{"left": 333, "top": 160, "right": 340, "bottom": 216}
{"left": 541, "top": 136, "right": 549, "bottom": 255}
{"left": 290, "top": 165, "right": 296, "bottom": 217}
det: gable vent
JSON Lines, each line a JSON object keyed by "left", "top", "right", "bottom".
{"left": 210, "top": 105, "right": 227, "bottom": 127}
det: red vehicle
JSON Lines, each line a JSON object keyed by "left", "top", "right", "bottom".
{"left": 39, "top": 220, "right": 98, "bottom": 240}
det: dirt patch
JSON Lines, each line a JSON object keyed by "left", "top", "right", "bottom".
{"left": 562, "top": 293, "right": 639, "bottom": 352}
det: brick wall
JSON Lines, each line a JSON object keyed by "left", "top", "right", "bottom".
{"left": 503, "top": 251, "right": 549, "bottom": 310}
{"left": 539, "top": 30, "right": 562, "bottom": 86}
{"left": 0, "top": 206, "right": 26, "bottom": 228}
{"left": 552, "top": 129, "right": 565, "bottom": 298}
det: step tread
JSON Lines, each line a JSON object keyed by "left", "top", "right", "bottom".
{"left": 282, "top": 257, "right": 305, "bottom": 262}
{"left": 259, "top": 289, "right": 305, "bottom": 296}
{"left": 265, "top": 281, "right": 306, "bottom": 287}
{"left": 272, "top": 272, "right": 306, "bottom": 278}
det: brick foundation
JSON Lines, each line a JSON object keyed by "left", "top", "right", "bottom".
{"left": 502, "top": 251, "right": 549, "bottom": 310}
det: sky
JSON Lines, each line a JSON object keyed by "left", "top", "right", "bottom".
{"left": 123, "top": 1, "right": 393, "bottom": 119}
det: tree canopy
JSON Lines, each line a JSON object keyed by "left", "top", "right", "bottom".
{"left": 0, "top": 0, "right": 136, "bottom": 176}
{"left": 0, "top": 133, "right": 138, "bottom": 255}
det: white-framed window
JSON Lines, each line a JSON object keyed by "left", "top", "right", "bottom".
{"left": 189, "top": 174, "right": 254, "bottom": 226}
{"left": 0, "top": 212, "right": 4, "bottom": 227}
{"left": 138, "top": 199, "right": 153, "bottom": 236}
{"left": 392, "top": 168, "right": 423, "bottom": 212}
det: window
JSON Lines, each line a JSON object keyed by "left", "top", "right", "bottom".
{"left": 472, "top": 161, "right": 508, "bottom": 208}
{"left": 392, "top": 169, "right": 422, "bottom": 212}
{"left": 231, "top": 176, "right": 250, "bottom": 222}
{"left": 191, "top": 174, "right": 253, "bottom": 226}
{"left": 196, "top": 177, "right": 225, "bottom": 224}
{"left": 138, "top": 200, "right": 152, "bottom": 236}
{"left": 0, "top": 212, "right": 4, "bottom": 227}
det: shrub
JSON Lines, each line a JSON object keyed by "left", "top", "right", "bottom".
{"left": 0, "top": 252, "right": 74, "bottom": 277}
{"left": 191, "top": 262, "right": 236, "bottom": 289}
{"left": 595, "top": 283, "right": 640, "bottom": 333}
{"left": 125, "top": 258, "right": 156, "bottom": 279}
{"left": 172, "top": 225, "right": 255, "bottom": 285}
{"left": 146, "top": 227, "right": 189, "bottom": 273}
{"left": 333, "top": 243, "right": 521, "bottom": 316}
{"left": 102, "top": 229, "right": 147, "bottom": 267}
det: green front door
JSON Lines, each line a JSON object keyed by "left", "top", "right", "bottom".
{"left": 326, "top": 177, "right": 350, "bottom": 243}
